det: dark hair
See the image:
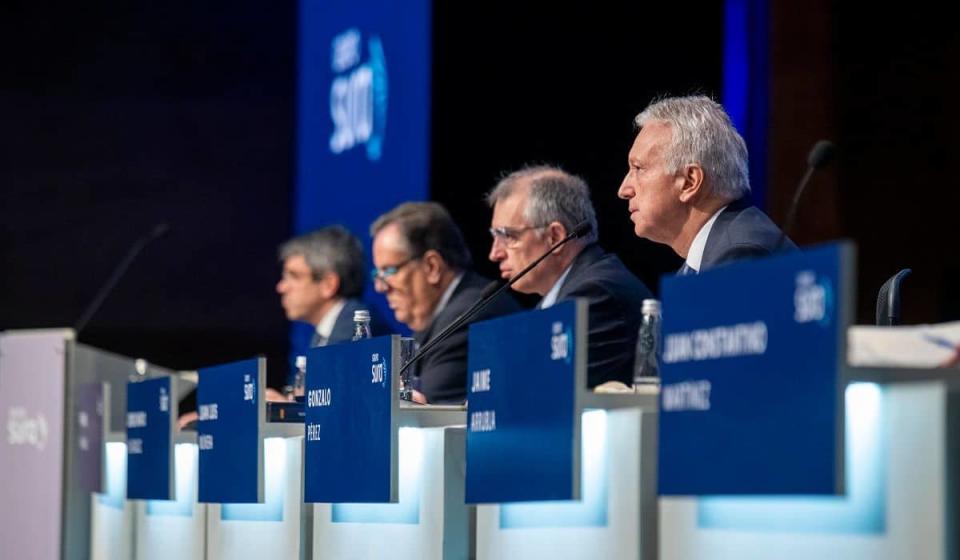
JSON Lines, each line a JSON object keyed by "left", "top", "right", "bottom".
{"left": 278, "top": 225, "right": 365, "bottom": 298}
{"left": 370, "top": 202, "right": 472, "bottom": 270}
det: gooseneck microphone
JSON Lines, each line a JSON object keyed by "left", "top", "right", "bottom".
{"left": 398, "top": 221, "right": 593, "bottom": 379}
{"left": 75, "top": 223, "right": 170, "bottom": 335}
{"left": 774, "top": 139, "right": 837, "bottom": 251}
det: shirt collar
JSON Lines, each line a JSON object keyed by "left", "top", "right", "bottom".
{"left": 539, "top": 264, "right": 574, "bottom": 309}
{"left": 315, "top": 298, "right": 347, "bottom": 340}
{"left": 432, "top": 273, "right": 464, "bottom": 320}
{"left": 684, "top": 205, "right": 727, "bottom": 273}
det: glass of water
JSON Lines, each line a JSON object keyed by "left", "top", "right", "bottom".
{"left": 398, "top": 337, "right": 417, "bottom": 401}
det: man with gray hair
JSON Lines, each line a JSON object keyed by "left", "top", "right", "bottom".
{"left": 372, "top": 202, "right": 520, "bottom": 404}
{"left": 277, "top": 225, "right": 386, "bottom": 347}
{"left": 488, "top": 166, "right": 652, "bottom": 388}
{"left": 617, "top": 95, "right": 794, "bottom": 274}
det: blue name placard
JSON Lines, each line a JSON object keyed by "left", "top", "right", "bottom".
{"left": 304, "top": 335, "right": 398, "bottom": 503}
{"left": 658, "top": 242, "right": 854, "bottom": 495}
{"left": 465, "top": 300, "right": 587, "bottom": 503}
{"left": 126, "top": 376, "right": 175, "bottom": 500}
{"left": 197, "top": 357, "right": 265, "bottom": 503}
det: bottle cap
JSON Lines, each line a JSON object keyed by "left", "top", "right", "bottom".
{"left": 641, "top": 299, "right": 661, "bottom": 315}
{"left": 353, "top": 309, "right": 371, "bottom": 322}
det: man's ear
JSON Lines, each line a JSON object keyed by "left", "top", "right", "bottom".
{"left": 677, "top": 163, "right": 705, "bottom": 203}
{"left": 545, "top": 221, "right": 568, "bottom": 246}
{"left": 421, "top": 250, "right": 445, "bottom": 284}
{"left": 318, "top": 272, "right": 340, "bottom": 299}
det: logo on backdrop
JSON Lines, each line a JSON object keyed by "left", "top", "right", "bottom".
{"left": 794, "top": 270, "right": 832, "bottom": 326}
{"left": 329, "top": 28, "right": 388, "bottom": 161}
{"left": 6, "top": 407, "right": 48, "bottom": 450}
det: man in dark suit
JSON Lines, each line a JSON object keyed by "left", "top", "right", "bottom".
{"left": 371, "top": 202, "right": 520, "bottom": 404}
{"left": 179, "top": 226, "right": 385, "bottom": 427}
{"left": 617, "top": 95, "right": 794, "bottom": 275}
{"left": 277, "top": 226, "right": 387, "bottom": 348}
{"left": 487, "top": 166, "right": 652, "bottom": 387}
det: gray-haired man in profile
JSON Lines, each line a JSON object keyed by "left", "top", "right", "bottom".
{"left": 617, "top": 95, "right": 794, "bottom": 275}
{"left": 488, "top": 166, "right": 652, "bottom": 388}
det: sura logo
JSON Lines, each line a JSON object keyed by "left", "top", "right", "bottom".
{"left": 794, "top": 270, "right": 831, "bottom": 325}
{"left": 370, "top": 352, "right": 387, "bottom": 385}
{"left": 550, "top": 321, "right": 571, "bottom": 362}
{"left": 329, "top": 28, "right": 388, "bottom": 161}
{"left": 159, "top": 386, "right": 169, "bottom": 412}
{"left": 7, "top": 407, "right": 48, "bottom": 450}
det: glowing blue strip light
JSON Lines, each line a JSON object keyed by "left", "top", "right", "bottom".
{"left": 147, "top": 444, "right": 197, "bottom": 517}
{"left": 698, "top": 383, "right": 886, "bottom": 534}
{"left": 98, "top": 441, "right": 127, "bottom": 510}
{"left": 221, "top": 438, "right": 286, "bottom": 522}
{"left": 499, "top": 409, "right": 609, "bottom": 529}
{"left": 332, "top": 427, "right": 423, "bottom": 524}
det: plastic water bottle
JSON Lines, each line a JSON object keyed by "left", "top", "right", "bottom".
{"left": 633, "top": 299, "right": 661, "bottom": 388}
{"left": 352, "top": 309, "right": 372, "bottom": 341}
{"left": 292, "top": 355, "right": 307, "bottom": 399}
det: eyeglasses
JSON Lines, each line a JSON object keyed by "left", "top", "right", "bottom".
{"left": 488, "top": 225, "right": 546, "bottom": 248}
{"left": 370, "top": 257, "right": 418, "bottom": 283}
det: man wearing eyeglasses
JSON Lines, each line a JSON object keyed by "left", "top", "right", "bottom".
{"left": 488, "top": 166, "right": 652, "bottom": 388}
{"left": 277, "top": 226, "right": 387, "bottom": 348}
{"left": 178, "top": 226, "right": 385, "bottom": 429}
{"left": 371, "top": 202, "right": 521, "bottom": 404}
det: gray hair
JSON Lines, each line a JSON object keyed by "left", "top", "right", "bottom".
{"left": 370, "top": 202, "right": 473, "bottom": 271}
{"left": 278, "top": 225, "right": 366, "bottom": 298}
{"left": 486, "top": 165, "right": 599, "bottom": 243}
{"left": 634, "top": 95, "right": 750, "bottom": 201}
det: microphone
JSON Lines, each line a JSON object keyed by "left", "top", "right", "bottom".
{"left": 775, "top": 140, "right": 837, "bottom": 251}
{"left": 74, "top": 223, "right": 170, "bottom": 334}
{"left": 398, "top": 220, "right": 593, "bottom": 380}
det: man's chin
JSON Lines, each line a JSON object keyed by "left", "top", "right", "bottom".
{"left": 510, "top": 280, "right": 539, "bottom": 295}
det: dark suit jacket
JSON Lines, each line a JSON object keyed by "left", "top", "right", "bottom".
{"left": 700, "top": 198, "right": 796, "bottom": 271}
{"left": 414, "top": 271, "right": 521, "bottom": 404}
{"left": 551, "top": 243, "right": 652, "bottom": 387}
{"left": 326, "top": 297, "right": 390, "bottom": 344}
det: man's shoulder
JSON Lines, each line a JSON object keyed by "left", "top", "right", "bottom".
{"left": 562, "top": 245, "right": 650, "bottom": 299}
{"left": 448, "top": 272, "right": 522, "bottom": 320}
{"left": 705, "top": 202, "right": 791, "bottom": 268}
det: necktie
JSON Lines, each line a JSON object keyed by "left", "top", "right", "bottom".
{"left": 310, "top": 332, "right": 328, "bottom": 348}
{"left": 677, "top": 262, "right": 696, "bottom": 276}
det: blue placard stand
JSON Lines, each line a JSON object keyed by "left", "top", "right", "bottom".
{"left": 465, "top": 299, "right": 588, "bottom": 503}
{"left": 197, "top": 357, "right": 265, "bottom": 503}
{"left": 304, "top": 335, "right": 399, "bottom": 503}
{"left": 658, "top": 242, "right": 855, "bottom": 496}
{"left": 304, "top": 335, "right": 400, "bottom": 503}
{"left": 126, "top": 376, "right": 176, "bottom": 500}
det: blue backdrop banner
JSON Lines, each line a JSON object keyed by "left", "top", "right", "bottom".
{"left": 293, "top": 0, "right": 432, "bottom": 347}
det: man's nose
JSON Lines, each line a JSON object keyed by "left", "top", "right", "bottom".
{"left": 617, "top": 177, "right": 633, "bottom": 200}
{"left": 489, "top": 239, "right": 506, "bottom": 262}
